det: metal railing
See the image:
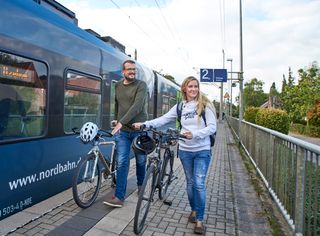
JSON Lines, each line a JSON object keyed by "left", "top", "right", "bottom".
{"left": 228, "top": 117, "right": 320, "bottom": 236}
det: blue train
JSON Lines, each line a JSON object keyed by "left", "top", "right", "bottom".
{"left": 0, "top": 0, "right": 180, "bottom": 220}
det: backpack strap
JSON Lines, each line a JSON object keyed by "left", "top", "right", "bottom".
{"left": 177, "top": 102, "right": 207, "bottom": 128}
{"left": 176, "top": 101, "right": 183, "bottom": 129}
{"left": 200, "top": 109, "right": 207, "bottom": 126}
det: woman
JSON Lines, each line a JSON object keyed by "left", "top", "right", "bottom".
{"left": 133, "top": 76, "right": 216, "bottom": 234}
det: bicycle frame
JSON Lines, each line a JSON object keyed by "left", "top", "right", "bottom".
{"left": 134, "top": 127, "right": 181, "bottom": 234}
{"left": 100, "top": 141, "right": 117, "bottom": 179}
{"left": 86, "top": 140, "right": 116, "bottom": 178}
{"left": 72, "top": 128, "right": 116, "bottom": 208}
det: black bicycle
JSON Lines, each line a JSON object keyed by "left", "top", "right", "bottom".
{"left": 134, "top": 127, "right": 183, "bottom": 234}
{"left": 72, "top": 127, "right": 117, "bottom": 208}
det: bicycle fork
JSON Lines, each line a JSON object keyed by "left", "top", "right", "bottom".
{"left": 84, "top": 149, "right": 99, "bottom": 182}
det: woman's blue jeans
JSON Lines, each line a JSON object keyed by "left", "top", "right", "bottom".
{"left": 114, "top": 131, "right": 146, "bottom": 201}
{"left": 179, "top": 149, "right": 211, "bottom": 221}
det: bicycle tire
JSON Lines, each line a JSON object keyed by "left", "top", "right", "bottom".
{"left": 72, "top": 153, "right": 102, "bottom": 208}
{"left": 159, "top": 149, "right": 174, "bottom": 200}
{"left": 134, "top": 164, "right": 156, "bottom": 234}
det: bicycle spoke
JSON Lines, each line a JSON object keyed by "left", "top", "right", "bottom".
{"left": 134, "top": 165, "right": 156, "bottom": 234}
{"left": 72, "top": 154, "right": 101, "bottom": 208}
{"left": 159, "top": 150, "right": 173, "bottom": 200}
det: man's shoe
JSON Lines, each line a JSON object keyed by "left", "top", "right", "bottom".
{"left": 188, "top": 212, "right": 196, "bottom": 223}
{"left": 194, "top": 222, "right": 205, "bottom": 235}
{"left": 103, "top": 196, "right": 123, "bottom": 208}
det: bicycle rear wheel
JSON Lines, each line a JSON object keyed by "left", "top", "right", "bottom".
{"left": 159, "top": 149, "right": 174, "bottom": 200}
{"left": 72, "top": 153, "right": 102, "bottom": 208}
{"left": 134, "top": 164, "right": 156, "bottom": 234}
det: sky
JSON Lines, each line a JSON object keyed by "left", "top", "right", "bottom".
{"left": 57, "top": 0, "right": 320, "bottom": 102}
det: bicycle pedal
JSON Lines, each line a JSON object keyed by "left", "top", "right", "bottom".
{"left": 168, "top": 176, "right": 178, "bottom": 184}
{"left": 103, "top": 170, "right": 111, "bottom": 179}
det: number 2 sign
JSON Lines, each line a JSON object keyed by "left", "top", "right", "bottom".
{"left": 200, "top": 69, "right": 213, "bottom": 82}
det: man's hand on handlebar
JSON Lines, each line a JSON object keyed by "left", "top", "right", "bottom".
{"left": 111, "top": 120, "right": 117, "bottom": 128}
{"left": 112, "top": 122, "right": 122, "bottom": 135}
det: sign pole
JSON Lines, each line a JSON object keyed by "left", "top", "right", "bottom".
{"left": 220, "top": 50, "right": 225, "bottom": 121}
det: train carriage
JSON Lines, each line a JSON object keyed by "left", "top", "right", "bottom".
{"left": 0, "top": 0, "right": 180, "bottom": 220}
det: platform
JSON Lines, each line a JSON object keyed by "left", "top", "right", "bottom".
{"left": 2, "top": 122, "right": 274, "bottom": 236}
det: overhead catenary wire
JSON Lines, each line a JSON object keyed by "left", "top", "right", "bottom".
{"left": 133, "top": 0, "right": 190, "bottom": 68}
{"left": 109, "top": 0, "right": 193, "bottom": 76}
{"left": 132, "top": 0, "right": 170, "bottom": 42}
{"left": 108, "top": 0, "right": 183, "bottom": 71}
{"left": 153, "top": 0, "right": 193, "bottom": 73}
{"left": 109, "top": 0, "right": 151, "bottom": 38}
{"left": 219, "top": 0, "right": 226, "bottom": 50}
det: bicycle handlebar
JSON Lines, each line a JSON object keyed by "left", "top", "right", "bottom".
{"left": 71, "top": 127, "right": 113, "bottom": 138}
{"left": 139, "top": 125, "right": 187, "bottom": 141}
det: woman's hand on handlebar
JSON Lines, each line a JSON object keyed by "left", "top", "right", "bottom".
{"left": 132, "top": 122, "right": 144, "bottom": 130}
{"left": 181, "top": 131, "right": 192, "bottom": 140}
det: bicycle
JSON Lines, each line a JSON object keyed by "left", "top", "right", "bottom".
{"left": 133, "top": 126, "right": 183, "bottom": 234}
{"left": 71, "top": 122, "right": 117, "bottom": 208}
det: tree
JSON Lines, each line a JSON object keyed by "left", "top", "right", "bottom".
{"left": 307, "top": 99, "right": 320, "bottom": 126}
{"left": 293, "top": 62, "right": 320, "bottom": 121}
{"left": 281, "top": 62, "right": 320, "bottom": 123}
{"left": 269, "top": 82, "right": 279, "bottom": 97}
{"left": 244, "top": 78, "right": 268, "bottom": 109}
{"left": 281, "top": 75, "right": 287, "bottom": 94}
{"left": 281, "top": 67, "right": 297, "bottom": 122}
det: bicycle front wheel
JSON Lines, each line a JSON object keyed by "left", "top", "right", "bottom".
{"left": 72, "top": 153, "right": 102, "bottom": 208}
{"left": 134, "top": 164, "right": 157, "bottom": 234}
{"left": 159, "top": 149, "right": 174, "bottom": 200}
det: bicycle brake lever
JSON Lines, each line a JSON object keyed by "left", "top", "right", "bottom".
{"left": 72, "top": 127, "right": 80, "bottom": 134}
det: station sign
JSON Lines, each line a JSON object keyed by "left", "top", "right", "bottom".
{"left": 213, "top": 69, "right": 227, "bottom": 82}
{"left": 200, "top": 68, "right": 213, "bottom": 82}
{"left": 200, "top": 68, "right": 227, "bottom": 83}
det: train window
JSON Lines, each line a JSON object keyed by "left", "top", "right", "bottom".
{"left": 0, "top": 52, "right": 47, "bottom": 141}
{"left": 161, "top": 95, "right": 170, "bottom": 114}
{"left": 64, "top": 72, "right": 101, "bottom": 132}
{"left": 169, "top": 97, "right": 177, "bottom": 108}
{"left": 110, "top": 80, "right": 117, "bottom": 121}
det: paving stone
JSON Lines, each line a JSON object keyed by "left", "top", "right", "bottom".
{"left": 5, "top": 122, "right": 276, "bottom": 236}
{"left": 37, "top": 223, "right": 55, "bottom": 231}
{"left": 164, "top": 226, "right": 176, "bottom": 234}
{"left": 24, "top": 227, "right": 42, "bottom": 236}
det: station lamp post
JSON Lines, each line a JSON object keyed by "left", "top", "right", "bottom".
{"left": 239, "top": 0, "right": 244, "bottom": 121}
{"left": 227, "top": 58, "right": 233, "bottom": 117}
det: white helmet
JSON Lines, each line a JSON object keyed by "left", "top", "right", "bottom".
{"left": 80, "top": 122, "right": 99, "bottom": 143}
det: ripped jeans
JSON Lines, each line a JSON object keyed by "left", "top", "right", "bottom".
{"left": 179, "top": 149, "right": 211, "bottom": 221}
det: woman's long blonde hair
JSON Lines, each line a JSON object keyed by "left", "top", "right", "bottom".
{"left": 181, "top": 76, "right": 216, "bottom": 123}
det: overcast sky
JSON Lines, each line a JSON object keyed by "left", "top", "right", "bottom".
{"left": 58, "top": 0, "right": 320, "bottom": 101}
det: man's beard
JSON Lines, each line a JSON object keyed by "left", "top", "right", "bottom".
{"left": 125, "top": 75, "right": 135, "bottom": 82}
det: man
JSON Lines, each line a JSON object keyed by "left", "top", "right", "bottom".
{"left": 103, "top": 59, "right": 148, "bottom": 207}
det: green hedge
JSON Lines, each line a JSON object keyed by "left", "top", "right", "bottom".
{"left": 244, "top": 107, "right": 260, "bottom": 124}
{"left": 290, "top": 123, "right": 320, "bottom": 137}
{"left": 256, "top": 108, "right": 290, "bottom": 134}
